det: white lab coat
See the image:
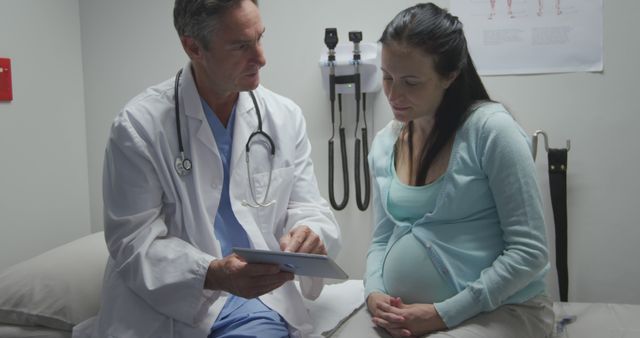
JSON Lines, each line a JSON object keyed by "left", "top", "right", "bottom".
{"left": 73, "top": 63, "right": 341, "bottom": 338}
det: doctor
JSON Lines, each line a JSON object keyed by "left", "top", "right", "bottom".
{"left": 74, "top": 0, "right": 341, "bottom": 337}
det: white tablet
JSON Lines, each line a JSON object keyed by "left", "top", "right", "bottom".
{"left": 232, "top": 247, "right": 349, "bottom": 280}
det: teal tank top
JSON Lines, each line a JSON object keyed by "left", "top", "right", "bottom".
{"left": 383, "top": 163, "right": 457, "bottom": 304}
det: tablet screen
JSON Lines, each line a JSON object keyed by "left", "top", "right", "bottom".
{"left": 232, "top": 248, "right": 349, "bottom": 279}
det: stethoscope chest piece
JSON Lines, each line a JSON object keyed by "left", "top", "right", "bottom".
{"left": 175, "top": 154, "right": 192, "bottom": 177}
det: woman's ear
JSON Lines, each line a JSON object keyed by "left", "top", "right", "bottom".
{"left": 442, "top": 70, "right": 460, "bottom": 89}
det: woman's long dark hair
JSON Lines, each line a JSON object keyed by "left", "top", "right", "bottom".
{"left": 380, "top": 3, "right": 490, "bottom": 185}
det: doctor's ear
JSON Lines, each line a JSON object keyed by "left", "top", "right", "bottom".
{"left": 180, "top": 36, "right": 204, "bottom": 60}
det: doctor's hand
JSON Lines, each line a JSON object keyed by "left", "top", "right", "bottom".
{"left": 204, "top": 254, "right": 293, "bottom": 298}
{"left": 279, "top": 226, "right": 327, "bottom": 255}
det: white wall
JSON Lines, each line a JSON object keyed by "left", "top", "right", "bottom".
{"left": 0, "top": 0, "right": 91, "bottom": 270}
{"left": 79, "top": 0, "right": 183, "bottom": 233}
{"left": 19, "top": 0, "right": 640, "bottom": 304}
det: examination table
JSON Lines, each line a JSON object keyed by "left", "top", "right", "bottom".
{"left": 1, "top": 232, "right": 639, "bottom": 337}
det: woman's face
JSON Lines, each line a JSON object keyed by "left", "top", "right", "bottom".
{"left": 381, "top": 42, "right": 456, "bottom": 124}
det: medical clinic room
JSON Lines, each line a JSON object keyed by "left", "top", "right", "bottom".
{"left": 1, "top": 0, "right": 639, "bottom": 337}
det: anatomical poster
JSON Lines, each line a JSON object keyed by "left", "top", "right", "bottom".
{"left": 450, "top": 0, "right": 603, "bottom": 75}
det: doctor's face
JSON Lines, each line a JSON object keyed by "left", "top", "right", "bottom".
{"left": 190, "top": 0, "right": 266, "bottom": 98}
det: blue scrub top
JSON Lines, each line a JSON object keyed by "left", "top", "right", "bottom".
{"left": 202, "top": 98, "right": 251, "bottom": 256}
{"left": 201, "top": 98, "right": 288, "bottom": 338}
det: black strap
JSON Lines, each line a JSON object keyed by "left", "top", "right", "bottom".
{"left": 548, "top": 148, "right": 569, "bottom": 301}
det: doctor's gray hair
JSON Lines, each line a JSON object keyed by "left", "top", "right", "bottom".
{"left": 174, "top": 0, "right": 258, "bottom": 50}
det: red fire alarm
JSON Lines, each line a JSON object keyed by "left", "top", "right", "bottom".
{"left": 0, "top": 58, "right": 13, "bottom": 102}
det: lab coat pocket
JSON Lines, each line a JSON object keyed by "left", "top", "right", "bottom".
{"left": 251, "top": 166, "right": 295, "bottom": 236}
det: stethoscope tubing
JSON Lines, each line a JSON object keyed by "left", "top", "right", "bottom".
{"left": 173, "top": 68, "right": 276, "bottom": 208}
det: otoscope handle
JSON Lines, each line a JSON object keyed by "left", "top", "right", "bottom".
{"left": 329, "top": 73, "right": 336, "bottom": 104}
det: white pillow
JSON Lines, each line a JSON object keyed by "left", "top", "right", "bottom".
{"left": 0, "top": 232, "right": 107, "bottom": 330}
{"left": 0, "top": 324, "right": 71, "bottom": 338}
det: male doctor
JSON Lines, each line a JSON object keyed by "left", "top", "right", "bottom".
{"left": 73, "top": 0, "right": 341, "bottom": 337}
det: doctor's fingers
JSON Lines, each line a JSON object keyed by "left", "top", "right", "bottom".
{"left": 298, "top": 234, "right": 327, "bottom": 255}
{"left": 217, "top": 254, "right": 249, "bottom": 274}
{"left": 219, "top": 254, "right": 283, "bottom": 277}
{"left": 281, "top": 227, "right": 326, "bottom": 254}
{"left": 279, "top": 227, "right": 304, "bottom": 252}
{"left": 239, "top": 262, "right": 283, "bottom": 277}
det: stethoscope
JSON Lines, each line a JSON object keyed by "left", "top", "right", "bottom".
{"left": 173, "top": 68, "right": 276, "bottom": 208}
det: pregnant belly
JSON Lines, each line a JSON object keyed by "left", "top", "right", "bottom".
{"left": 382, "top": 233, "right": 457, "bottom": 304}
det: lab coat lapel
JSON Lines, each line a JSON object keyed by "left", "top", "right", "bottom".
{"left": 230, "top": 91, "right": 257, "bottom": 172}
{"left": 230, "top": 92, "right": 268, "bottom": 250}
{"left": 181, "top": 64, "right": 218, "bottom": 156}
{"left": 180, "top": 63, "right": 224, "bottom": 256}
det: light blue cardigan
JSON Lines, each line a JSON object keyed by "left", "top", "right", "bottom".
{"left": 364, "top": 103, "right": 549, "bottom": 327}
